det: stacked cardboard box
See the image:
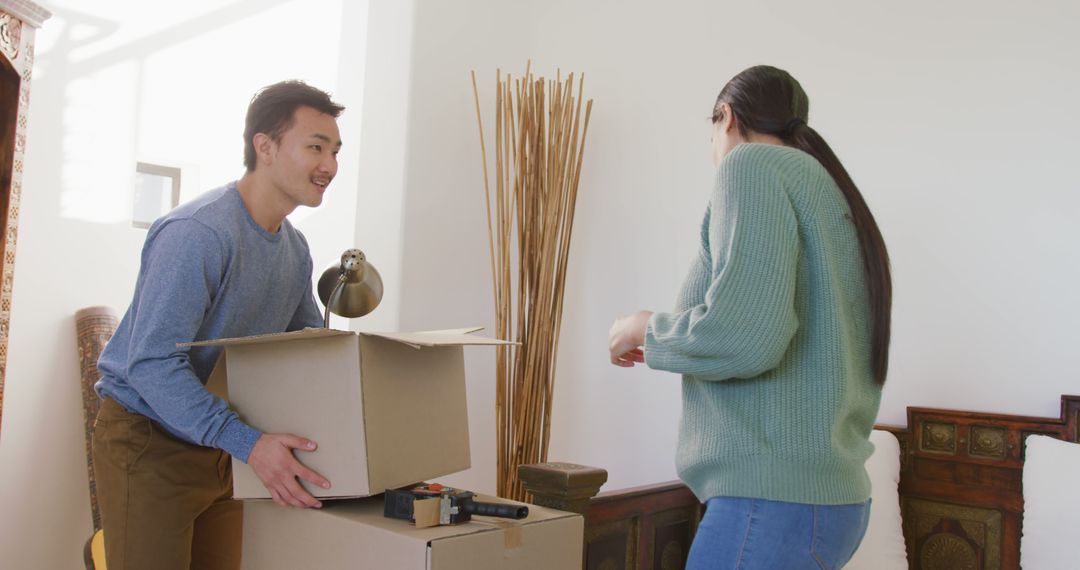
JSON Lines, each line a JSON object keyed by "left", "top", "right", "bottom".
{"left": 196, "top": 327, "right": 583, "bottom": 569}
{"left": 243, "top": 494, "right": 583, "bottom": 569}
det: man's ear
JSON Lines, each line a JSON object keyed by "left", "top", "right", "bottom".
{"left": 253, "top": 132, "right": 275, "bottom": 166}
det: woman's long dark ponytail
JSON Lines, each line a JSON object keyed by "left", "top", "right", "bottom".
{"left": 714, "top": 65, "right": 893, "bottom": 386}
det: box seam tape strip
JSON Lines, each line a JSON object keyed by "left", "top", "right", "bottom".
{"left": 473, "top": 519, "right": 524, "bottom": 550}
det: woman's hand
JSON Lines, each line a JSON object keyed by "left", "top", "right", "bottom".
{"left": 608, "top": 310, "right": 653, "bottom": 367}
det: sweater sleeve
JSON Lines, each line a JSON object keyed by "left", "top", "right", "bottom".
{"left": 125, "top": 219, "right": 262, "bottom": 461}
{"left": 644, "top": 146, "right": 800, "bottom": 379}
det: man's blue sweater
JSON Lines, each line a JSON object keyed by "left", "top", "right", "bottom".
{"left": 96, "top": 183, "right": 322, "bottom": 462}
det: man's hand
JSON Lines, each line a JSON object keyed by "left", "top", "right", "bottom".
{"left": 608, "top": 310, "right": 653, "bottom": 367}
{"left": 248, "top": 433, "right": 330, "bottom": 508}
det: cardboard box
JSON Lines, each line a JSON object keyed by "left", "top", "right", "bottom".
{"left": 190, "top": 327, "right": 510, "bottom": 500}
{"left": 241, "top": 493, "right": 584, "bottom": 570}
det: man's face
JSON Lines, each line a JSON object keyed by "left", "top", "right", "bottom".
{"left": 265, "top": 106, "right": 342, "bottom": 209}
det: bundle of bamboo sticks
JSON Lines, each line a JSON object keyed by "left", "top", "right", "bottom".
{"left": 470, "top": 64, "right": 593, "bottom": 501}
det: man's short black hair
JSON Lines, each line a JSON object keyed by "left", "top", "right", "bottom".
{"left": 243, "top": 80, "right": 345, "bottom": 171}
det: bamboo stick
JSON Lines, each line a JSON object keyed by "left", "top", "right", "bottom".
{"left": 474, "top": 65, "right": 592, "bottom": 501}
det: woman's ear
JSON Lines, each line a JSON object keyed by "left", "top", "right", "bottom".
{"left": 717, "top": 103, "right": 738, "bottom": 133}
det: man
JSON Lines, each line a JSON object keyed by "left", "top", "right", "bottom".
{"left": 93, "top": 80, "right": 343, "bottom": 569}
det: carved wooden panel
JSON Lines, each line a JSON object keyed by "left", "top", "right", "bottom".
{"left": 650, "top": 508, "right": 695, "bottom": 570}
{"left": 585, "top": 482, "right": 701, "bottom": 570}
{"left": 584, "top": 506, "right": 699, "bottom": 570}
{"left": 0, "top": 6, "right": 33, "bottom": 439}
{"left": 0, "top": 0, "right": 48, "bottom": 439}
{"left": 921, "top": 421, "right": 957, "bottom": 455}
{"left": 0, "top": 12, "right": 21, "bottom": 61}
{"left": 904, "top": 498, "right": 1001, "bottom": 569}
{"left": 897, "top": 396, "right": 1079, "bottom": 569}
{"left": 968, "top": 425, "right": 1006, "bottom": 460}
{"left": 586, "top": 518, "right": 634, "bottom": 570}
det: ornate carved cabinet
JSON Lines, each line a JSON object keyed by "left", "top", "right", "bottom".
{"left": 0, "top": 0, "right": 50, "bottom": 434}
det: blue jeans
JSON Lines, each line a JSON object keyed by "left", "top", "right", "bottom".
{"left": 685, "top": 497, "right": 871, "bottom": 570}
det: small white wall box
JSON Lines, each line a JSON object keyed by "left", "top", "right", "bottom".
{"left": 133, "top": 161, "right": 181, "bottom": 229}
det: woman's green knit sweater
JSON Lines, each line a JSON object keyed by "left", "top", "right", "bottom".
{"left": 645, "top": 143, "right": 882, "bottom": 505}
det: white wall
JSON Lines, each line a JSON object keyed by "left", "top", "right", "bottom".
{"left": 347, "top": 0, "right": 415, "bottom": 334}
{"left": 388, "top": 0, "right": 537, "bottom": 495}
{"left": 394, "top": 0, "right": 1080, "bottom": 494}
{"left": 2, "top": 0, "right": 1078, "bottom": 566}
{"left": 0, "top": 1, "right": 369, "bottom": 567}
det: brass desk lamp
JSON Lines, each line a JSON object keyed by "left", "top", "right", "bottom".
{"left": 317, "top": 248, "right": 383, "bottom": 328}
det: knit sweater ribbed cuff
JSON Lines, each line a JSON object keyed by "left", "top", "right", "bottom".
{"left": 216, "top": 420, "right": 262, "bottom": 463}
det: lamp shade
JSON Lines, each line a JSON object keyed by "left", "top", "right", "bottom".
{"left": 317, "top": 249, "right": 383, "bottom": 323}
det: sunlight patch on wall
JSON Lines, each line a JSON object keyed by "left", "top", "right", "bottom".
{"left": 36, "top": 0, "right": 345, "bottom": 225}
{"left": 59, "top": 69, "right": 138, "bottom": 224}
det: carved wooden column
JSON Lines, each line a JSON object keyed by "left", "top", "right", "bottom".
{"left": 0, "top": 0, "right": 50, "bottom": 436}
{"left": 519, "top": 462, "right": 607, "bottom": 569}
{"left": 75, "top": 306, "right": 119, "bottom": 531}
{"left": 519, "top": 462, "right": 609, "bottom": 515}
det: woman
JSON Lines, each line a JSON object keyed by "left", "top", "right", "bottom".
{"left": 608, "top": 65, "right": 892, "bottom": 569}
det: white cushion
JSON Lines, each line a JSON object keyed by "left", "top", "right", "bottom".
{"left": 845, "top": 429, "right": 908, "bottom": 570}
{"left": 1021, "top": 434, "right": 1080, "bottom": 570}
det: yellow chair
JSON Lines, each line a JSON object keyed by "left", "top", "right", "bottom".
{"left": 83, "top": 529, "right": 106, "bottom": 569}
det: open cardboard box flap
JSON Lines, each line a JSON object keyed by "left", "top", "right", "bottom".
{"left": 182, "top": 327, "right": 515, "bottom": 349}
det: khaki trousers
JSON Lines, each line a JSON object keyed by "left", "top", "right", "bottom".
{"left": 92, "top": 398, "right": 242, "bottom": 570}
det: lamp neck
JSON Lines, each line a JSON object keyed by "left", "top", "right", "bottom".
{"left": 322, "top": 273, "right": 348, "bottom": 328}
